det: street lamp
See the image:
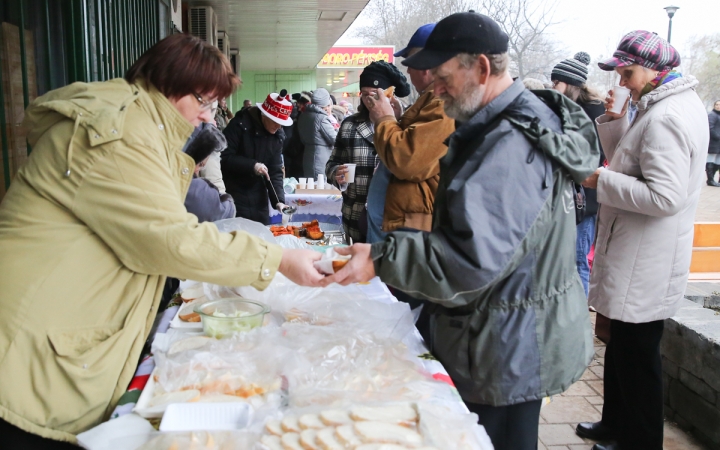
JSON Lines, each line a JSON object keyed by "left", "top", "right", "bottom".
{"left": 664, "top": 5, "right": 679, "bottom": 43}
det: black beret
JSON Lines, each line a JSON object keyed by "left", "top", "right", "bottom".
{"left": 359, "top": 61, "right": 411, "bottom": 97}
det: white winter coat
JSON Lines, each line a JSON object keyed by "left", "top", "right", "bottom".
{"left": 589, "top": 76, "right": 709, "bottom": 323}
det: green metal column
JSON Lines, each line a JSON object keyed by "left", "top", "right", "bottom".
{"left": 18, "top": 0, "right": 30, "bottom": 109}
{"left": 44, "top": 0, "right": 55, "bottom": 90}
{"left": 93, "top": 0, "right": 104, "bottom": 81}
{"left": 0, "top": 26, "right": 10, "bottom": 190}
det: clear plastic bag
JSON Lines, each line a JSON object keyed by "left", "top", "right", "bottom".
{"left": 279, "top": 325, "right": 452, "bottom": 408}
{"left": 152, "top": 328, "right": 289, "bottom": 406}
{"left": 136, "top": 430, "right": 259, "bottom": 450}
{"left": 213, "top": 217, "right": 275, "bottom": 243}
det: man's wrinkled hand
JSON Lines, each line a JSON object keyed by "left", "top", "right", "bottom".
{"left": 319, "top": 244, "right": 375, "bottom": 287}
{"left": 366, "top": 88, "right": 396, "bottom": 124}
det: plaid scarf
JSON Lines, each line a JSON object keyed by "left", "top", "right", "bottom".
{"left": 640, "top": 69, "right": 682, "bottom": 97}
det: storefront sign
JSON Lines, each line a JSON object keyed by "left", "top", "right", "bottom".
{"left": 318, "top": 46, "right": 395, "bottom": 69}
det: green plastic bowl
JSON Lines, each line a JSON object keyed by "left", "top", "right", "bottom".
{"left": 194, "top": 298, "right": 270, "bottom": 338}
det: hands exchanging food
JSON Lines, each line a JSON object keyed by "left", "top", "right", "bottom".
{"left": 319, "top": 244, "right": 375, "bottom": 286}
{"left": 278, "top": 248, "right": 324, "bottom": 287}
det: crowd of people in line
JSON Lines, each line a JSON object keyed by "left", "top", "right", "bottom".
{"left": 0, "top": 8, "right": 717, "bottom": 450}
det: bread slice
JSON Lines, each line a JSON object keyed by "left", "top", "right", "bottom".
{"left": 315, "top": 428, "right": 344, "bottom": 450}
{"left": 319, "top": 409, "right": 353, "bottom": 426}
{"left": 298, "top": 413, "right": 325, "bottom": 430}
{"left": 353, "top": 421, "right": 423, "bottom": 447}
{"left": 147, "top": 389, "right": 201, "bottom": 408}
{"left": 335, "top": 424, "right": 362, "bottom": 447}
{"left": 260, "top": 434, "right": 283, "bottom": 450}
{"left": 180, "top": 284, "right": 204, "bottom": 302}
{"left": 281, "top": 416, "right": 301, "bottom": 433}
{"left": 350, "top": 404, "right": 418, "bottom": 426}
{"left": 265, "top": 420, "right": 283, "bottom": 436}
{"left": 177, "top": 297, "right": 208, "bottom": 322}
{"left": 385, "top": 86, "right": 396, "bottom": 98}
{"left": 281, "top": 432, "right": 303, "bottom": 450}
{"left": 331, "top": 259, "right": 349, "bottom": 272}
{"left": 299, "top": 429, "right": 319, "bottom": 450}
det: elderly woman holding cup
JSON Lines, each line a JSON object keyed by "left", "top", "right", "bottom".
{"left": 575, "top": 31, "right": 709, "bottom": 450}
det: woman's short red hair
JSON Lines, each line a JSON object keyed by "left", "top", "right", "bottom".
{"left": 126, "top": 34, "right": 240, "bottom": 100}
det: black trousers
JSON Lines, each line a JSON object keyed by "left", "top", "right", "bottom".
{"left": 602, "top": 319, "right": 665, "bottom": 450}
{"left": 465, "top": 399, "right": 542, "bottom": 450}
{"left": 0, "top": 419, "right": 79, "bottom": 449}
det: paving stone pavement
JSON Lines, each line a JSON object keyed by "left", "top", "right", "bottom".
{"left": 695, "top": 184, "right": 720, "bottom": 222}
{"left": 537, "top": 313, "right": 709, "bottom": 450}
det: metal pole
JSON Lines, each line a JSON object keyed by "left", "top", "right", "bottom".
{"left": 0, "top": 24, "right": 11, "bottom": 191}
{"left": 18, "top": 0, "right": 30, "bottom": 109}
{"left": 44, "top": 0, "right": 55, "bottom": 91}
{"left": 667, "top": 17, "right": 673, "bottom": 43}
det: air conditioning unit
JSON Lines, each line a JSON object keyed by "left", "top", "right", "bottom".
{"left": 216, "top": 31, "right": 231, "bottom": 58}
{"left": 230, "top": 49, "right": 240, "bottom": 75}
{"left": 188, "top": 6, "right": 216, "bottom": 46}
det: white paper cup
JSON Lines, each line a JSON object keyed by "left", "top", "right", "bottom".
{"left": 317, "top": 181, "right": 325, "bottom": 189}
{"left": 344, "top": 164, "right": 357, "bottom": 184}
{"left": 299, "top": 178, "right": 307, "bottom": 184}
{"left": 609, "top": 86, "right": 631, "bottom": 114}
{"left": 307, "top": 180, "right": 315, "bottom": 189}
{"left": 317, "top": 174, "right": 325, "bottom": 184}
{"left": 281, "top": 213, "right": 290, "bottom": 226}
{"left": 297, "top": 183, "right": 306, "bottom": 190}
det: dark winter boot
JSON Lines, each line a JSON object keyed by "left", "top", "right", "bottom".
{"left": 706, "top": 163, "right": 720, "bottom": 187}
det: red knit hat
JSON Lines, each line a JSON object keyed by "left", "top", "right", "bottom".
{"left": 258, "top": 90, "right": 293, "bottom": 126}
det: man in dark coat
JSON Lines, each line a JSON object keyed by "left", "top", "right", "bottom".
{"left": 221, "top": 91, "right": 292, "bottom": 224}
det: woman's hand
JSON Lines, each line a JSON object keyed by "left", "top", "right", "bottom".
{"left": 319, "top": 244, "right": 376, "bottom": 286}
{"left": 335, "top": 165, "right": 348, "bottom": 184}
{"left": 278, "top": 249, "right": 324, "bottom": 286}
{"left": 582, "top": 168, "right": 603, "bottom": 189}
{"left": 604, "top": 90, "right": 628, "bottom": 121}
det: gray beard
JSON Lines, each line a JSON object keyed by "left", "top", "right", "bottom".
{"left": 441, "top": 84, "right": 484, "bottom": 122}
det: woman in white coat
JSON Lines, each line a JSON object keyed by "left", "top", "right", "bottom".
{"left": 575, "top": 31, "right": 709, "bottom": 450}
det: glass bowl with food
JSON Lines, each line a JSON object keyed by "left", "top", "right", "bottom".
{"left": 194, "top": 298, "right": 270, "bottom": 338}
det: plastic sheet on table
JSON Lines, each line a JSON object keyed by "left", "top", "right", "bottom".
{"left": 135, "top": 430, "right": 259, "bottom": 450}
{"left": 213, "top": 217, "right": 275, "bottom": 243}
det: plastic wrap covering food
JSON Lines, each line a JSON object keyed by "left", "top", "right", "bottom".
{"left": 213, "top": 217, "right": 276, "bottom": 243}
{"left": 257, "top": 402, "right": 493, "bottom": 450}
{"left": 280, "top": 325, "right": 453, "bottom": 408}
{"left": 152, "top": 328, "right": 288, "bottom": 408}
{"left": 137, "top": 430, "right": 259, "bottom": 450}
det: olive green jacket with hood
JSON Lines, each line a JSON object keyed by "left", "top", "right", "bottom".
{"left": 0, "top": 78, "right": 282, "bottom": 442}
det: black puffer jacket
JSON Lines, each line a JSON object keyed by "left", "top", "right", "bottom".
{"left": 221, "top": 107, "right": 285, "bottom": 225}
{"left": 709, "top": 110, "right": 720, "bottom": 155}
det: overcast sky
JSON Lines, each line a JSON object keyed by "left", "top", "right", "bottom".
{"left": 338, "top": 0, "right": 720, "bottom": 66}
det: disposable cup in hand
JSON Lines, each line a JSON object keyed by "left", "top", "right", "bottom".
{"left": 281, "top": 213, "right": 290, "bottom": 226}
{"left": 609, "top": 86, "right": 631, "bottom": 114}
{"left": 344, "top": 164, "right": 357, "bottom": 184}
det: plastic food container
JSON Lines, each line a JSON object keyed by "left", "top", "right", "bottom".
{"left": 194, "top": 298, "right": 270, "bottom": 338}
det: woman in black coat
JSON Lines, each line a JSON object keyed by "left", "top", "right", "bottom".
{"left": 221, "top": 93, "right": 292, "bottom": 224}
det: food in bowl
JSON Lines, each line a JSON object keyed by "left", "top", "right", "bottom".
{"left": 194, "top": 298, "right": 270, "bottom": 338}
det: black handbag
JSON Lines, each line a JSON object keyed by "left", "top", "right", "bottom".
{"left": 574, "top": 183, "right": 586, "bottom": 225}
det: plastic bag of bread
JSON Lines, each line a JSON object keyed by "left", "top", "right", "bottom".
{"left": 257, "top": 402, "right": 493, "bottom": 450}
{"left": 313, "top": 247, "right": 351, "bottom": 275}
{"left": 153, "top": 327, "right": 288, "bottom": 407}
{"left": 136, "top": 430, "right": 259, "bottom": 450}
{"left": 280, "top": 326, "right": 452, "bottom": 408}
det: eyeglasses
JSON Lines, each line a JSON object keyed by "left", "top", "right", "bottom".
{"left": 193, "top": 92, "right": 214, "bottom": 111}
